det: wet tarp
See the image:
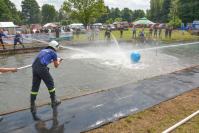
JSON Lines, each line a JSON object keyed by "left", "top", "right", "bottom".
{"left": 1, "top": 66, "right": 199, "bottom": 133}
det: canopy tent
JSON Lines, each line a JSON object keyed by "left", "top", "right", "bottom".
{"left": 0, "top": 22, "right": 18, "bottom": 34}
{"left": 0, "top": 22, "right": 17, "bottom": 28}
{"left": 93, "top": 23, "right": 102, "bottom": 26}
{"left": 43, "top": 23, "right": 58, "bottom": 28}
{"left": 133, "top": 17, "right": 155, "bottom": 25}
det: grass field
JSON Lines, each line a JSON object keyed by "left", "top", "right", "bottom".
{"left": 72, "top": 28, "right": 199, "bottom": 43}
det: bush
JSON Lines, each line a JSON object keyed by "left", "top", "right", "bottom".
{"left": 169, "top": 17, "right": 182, "bottom": 28}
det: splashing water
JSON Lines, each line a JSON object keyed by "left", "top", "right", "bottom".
{"left": 110, "top": 33, "right": 132, "bottom": 64}
{"left": 135, "top": 42, "right": 199, "bottom": 52}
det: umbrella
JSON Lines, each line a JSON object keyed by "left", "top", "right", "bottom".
{"left": 133, "top": 17, "right": 155, "bottom": 25}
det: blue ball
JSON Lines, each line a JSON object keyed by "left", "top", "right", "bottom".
{"left": 130, "top": 51, "right": 141, "bottom": 63}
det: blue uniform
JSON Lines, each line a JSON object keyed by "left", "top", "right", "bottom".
{"left": 0, "top": 33, "right": 6, "bottom": 39}
{"left": 35, "top": 49, "right": 57, "bottom": 66}
{"left": 31, "top": 48, "right": 58, "bottom": 103}
{"left": 0, "top": 33, "right": 6, "bottom": 49}
{"left": 14, "top": 34, "right": 25, "bottom": 49}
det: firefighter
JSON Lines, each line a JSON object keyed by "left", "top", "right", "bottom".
{"left": 31, "top": 40, "right": 62, "bottom": 121}
{"left": 0, "top": 30, "right": 7, "bottom": 50}
{"left": 14, "top": 32, "right": 25, "bottom": 49}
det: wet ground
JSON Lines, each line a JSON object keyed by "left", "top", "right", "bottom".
{"left": 1, "top": 65, "right": 199, "bottom": 133}
{"left": 0, "top": 41, "right": 199, "bottom": 113}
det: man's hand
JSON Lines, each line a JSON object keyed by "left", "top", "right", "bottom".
{"left": 58, "top": 58, "right": 63, "bottom": 62}
{"left": 0, "top": 68, "right": 17, "bottom": 73}
{"left": 53, "top": 58, "right": 63, "bottom": 68}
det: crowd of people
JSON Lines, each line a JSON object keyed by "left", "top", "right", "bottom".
{"left": 129, "top": 25, "right": 173, "bottom": 43}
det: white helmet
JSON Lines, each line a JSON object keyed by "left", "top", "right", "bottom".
{"left": 48, "top": 40, "right": 59, "bottom": 51}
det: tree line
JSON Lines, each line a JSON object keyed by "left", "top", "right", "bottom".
{"left": 2, "top": 0, "right": 198, "bottom": 27}
{"left": 0, "top": 0, "right": 67, "bottom": 25}
{"left": 96, "top": 7, "right": 145, "bottom": 24}
{"left": 0, "top": 0, "right": 146, "bottom": 26}
{"left": 147, "top": 0, "right": 199, "bottom": 27}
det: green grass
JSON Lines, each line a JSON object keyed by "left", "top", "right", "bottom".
{"left": 72, "top": 28, "right": 199, "bottom": 43}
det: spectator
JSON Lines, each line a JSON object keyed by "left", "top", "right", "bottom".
{"left": 120, "top": 25, "right": 124, "bottom": 38}
{"left": 95, "top": 28, "right": 100, "bottom": 40}
{"left": 159, "top": 27, "right": 162, "bottom": 38}
{"left": 87, "top": 28, "right": 92, "bottom": 41}
{"left": 132, "top": 25, "right": 136, "bottom": 39}
{"left": 168, "top": 26, "right": 173, "bottom": 39}
{"left": 149, "top": 26, "right": 153, "bottom": 37}
{"left": 154, "top": 26, "right": 158, "bottom": 38}
{"left": 55, "top": 27, "right": 60, "bottom": 38}
{"left": 105, "top": 26, "right": 111, "bottom": 40}
{"left": 165, "top": 26, "right": 169, "bottom": 38}
{"left": 76, "top": 28, "right": 81, "bottom": 39}
{"left": 139, "top": 28, "right": 145, "bottom": 43}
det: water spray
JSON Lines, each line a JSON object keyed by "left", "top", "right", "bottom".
{"left": 130, "top": 41, "right": 199, "bottom": 63}
{"left": 23, "top": 37, "right": 95, "bottom": 54}
{"left": 16, "top": 38, "right": 95, "bottom": 71}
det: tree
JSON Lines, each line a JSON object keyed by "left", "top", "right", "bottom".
{"left": 3, "top": 0, "right": 22, "bottom": 24}
{"left": 63, "top": 0, "right": 107, "bottom": 26}
{"left": 149, "top": 0, "right": 164, "bottom": 22}
{"left": 21, "top": 0, "right": 41, "bottom": 24}
{"left": 178, "top": 0, "right": 199, "bottom": 23}
{"left": 106, "top": 18, "right": 113, "bottom": 24}
{"left": 121, "top": 8, "right": 133, "bottom": 22}
{"left": 0, "top": 0, "right": 22, "bottom": 24}
{"left": 169, "top": 0, "right": 181, "bottom": 28}
{"left": 96, "top": 6, "right": 110, "bottom": 23}
{"left": 0, "top": 0, "right": 12, "bottom": 21}
{"left": 109, "top": 8, "right": 121, "bottom": 20}
{"left": 132, "top": 10, "right": 145, "bottom": 21}
{"left": 160, "top": 0, "right": 171, "bottom": 23}
{"left": 41, "top": 4, "right": 56, "bottom": 24}
{"left": 114, "top": 18, "right": 123, "bottom": 22}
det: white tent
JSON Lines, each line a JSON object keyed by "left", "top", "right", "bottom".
{"left": 133, "top": 17, "right": 155, "bottom": 25}
{"left": 0, "top": 22, "right": 17, "bottom": 28}
{"left": 43, "top": 23, "right": 58, "bottom": 28}
{"left": 93, "top": 23, "right": 102, "bottom": 26}
{"left": 69, "top": 23, "right": 84, "bottom": 28}
{"left": 0, "top": 22, "right": 18, "bottom": 34}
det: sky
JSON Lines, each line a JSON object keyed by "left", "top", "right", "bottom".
{"left": 10, "top": 0, "right": 150, "bottom": 11}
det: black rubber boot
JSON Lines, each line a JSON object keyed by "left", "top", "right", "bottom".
{"left": 30, "top": 101, "right": 40, "bottom": 121}
{"left": 51, "top": 95, "right": 61, "bottom": 109}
